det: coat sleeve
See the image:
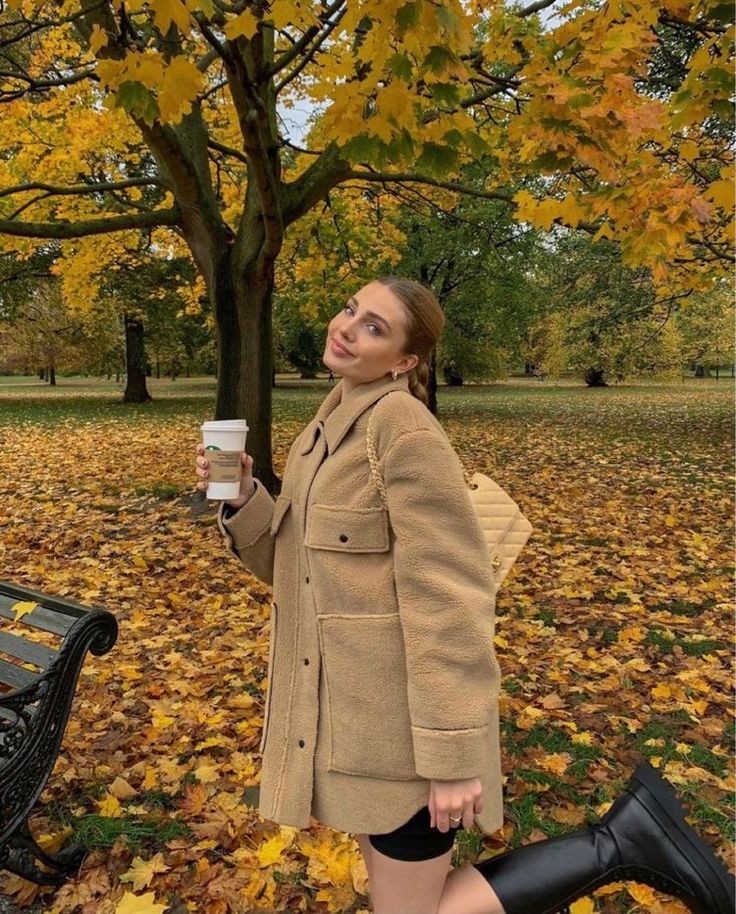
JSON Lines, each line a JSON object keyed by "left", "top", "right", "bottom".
{"left": 381, "top": 426, "right": 503, "bottom": 781}
{"left": 216, "top": 478, "right": 277, "bottom": 587}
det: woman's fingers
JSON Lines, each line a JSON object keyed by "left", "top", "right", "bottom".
{"left": 195, "top": 443, "right": 209, "bottom": 489}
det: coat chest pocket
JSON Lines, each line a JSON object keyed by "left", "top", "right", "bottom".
{"left": 318, "top": 613, "right": 418, "bottom": 780}
{"left": 305, "top": 504, "right": 389, "bottom": 552}
{"left": 259, "top": 601, "right": 278, "bottom": 754}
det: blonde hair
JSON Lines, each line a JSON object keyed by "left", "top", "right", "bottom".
{"left": 375, "top": 275, "right": 445, "bottom": 408}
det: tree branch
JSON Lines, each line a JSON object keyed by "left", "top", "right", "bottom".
{"left": 0, "top": 178, "right": 161, "bottom": 199}
{"left": 0, "top": 209, "right": 181, "bottom": 239}
{"left": 272, "top": 1, "right": 347, "bottom": 93}
{"left": 517, "top": 0, "right": 560, "bottom": 18}
{"left": 343, "top": 168, "right": 515, "bottom": 204}
{"left": 207, "top": 138, "right": 249, "bottom": 164}
{"left": 0, "top": 67, "right": 96, "bottom": 102}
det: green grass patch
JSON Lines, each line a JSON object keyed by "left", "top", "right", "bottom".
{"left": 504, "top": 792, "right": 573, "bottom": 846}
{"left": 452, "top": 824, "right": 487, "bottom": 866}
{"left": 633, "top": 716, "right": 729, "bottom": 779}
{"left": 70, "top": 814, "right": 192, "bottom": 851}
{"left": 515, "top": 768, "right": 586, "bottom": 805}
{"left": 676, "top": 785, "right": 736, "bottom": 843}
{"left": 138, "top": 789, "right": 178, "bottom": 811}
{"left": 134, "top": 482, "right": 185, "bottom": 500}
{"left": 644, "top": 626, "right": 726, "bottom": 655}
{"left": 514, "top": 724, "right": 604, "bottom": 772}
{"left": 501, "top": 676, "right": 524, "bottom": 696}
{"left": 537, "top": 606, "right": 556, "bottom": 626}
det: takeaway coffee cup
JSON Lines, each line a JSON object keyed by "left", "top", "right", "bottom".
{"left": 200, "top": 419, "right": 249, "bottom": 500}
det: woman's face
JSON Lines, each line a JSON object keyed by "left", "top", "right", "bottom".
{"left": 323, "top": 281, "right": 419, "bottom": 383}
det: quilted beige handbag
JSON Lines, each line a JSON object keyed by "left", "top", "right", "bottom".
{"left": 366, "top": 408, "right": 532, "bottom": 589}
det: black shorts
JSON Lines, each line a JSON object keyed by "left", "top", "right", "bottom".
{"left": 367, "top": 805, "right": 465, "bottom": 861}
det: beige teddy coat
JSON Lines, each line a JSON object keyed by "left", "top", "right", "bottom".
{"left": 216, "top": 371, "right": 505, "bottom": 837}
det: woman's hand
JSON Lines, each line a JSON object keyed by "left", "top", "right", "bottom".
{"left": 195, "top": 443, "right": 256, "bottom": 508}
{"left": 429, "top": 776, "right": 483, "bottom": 832}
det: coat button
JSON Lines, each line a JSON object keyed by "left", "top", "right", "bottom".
{"left": 339, "top": 533, "right": 348, "bottom": 543}
{"left": 298, "top": 739, "right": 305, "bottom": 748}
{"left": 305, "top": 575, "right": 309, "bottom": 583}
{"left": 303, "top": 658, "right": 309, "bottom": 665}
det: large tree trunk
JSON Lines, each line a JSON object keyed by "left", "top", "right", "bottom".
{"left": 123, "top": 313, "right": 152, "bottom": 403}
{"left": 213, "top": 250, "right": 279, "bottom": 495}
{"left": 584, "top": 367, "right": 608, "bottom": 387}
{"left": 427, "top": 347, "right": 439, "bottom": 416}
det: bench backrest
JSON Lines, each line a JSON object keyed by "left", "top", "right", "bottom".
{"left": 0, "top": 580, "right": 118, "bottom": 847}
{"left": 0, "top": 583, "right": 94, "bottom": 692}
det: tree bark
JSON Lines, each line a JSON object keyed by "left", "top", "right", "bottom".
{"left": 214, "top": 249, "right": 279, "bottom": 494}
{"left": 427, "top": 347, "right": 439, "bottom": 416}
{"left": 584, "top": 367, "right": 608, "bottom": 387}
{"left": 123, "top": 313, "right": 152, "bottom": 403}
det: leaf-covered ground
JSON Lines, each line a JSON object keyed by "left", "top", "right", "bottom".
{"left": 0, "top": 375, "right": 733, "bottom": 914}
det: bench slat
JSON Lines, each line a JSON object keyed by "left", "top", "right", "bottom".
{"left": 0, "top": 581, "right": 91, "bottom": 622}
{"left": 0, "top": 658, "right": 39, "bottom": 691}
{"left": 0, "top": 597, "right": 74, "bottom": 638}
{"left": 0, "top": 632, "right": 58, "bottom": 671}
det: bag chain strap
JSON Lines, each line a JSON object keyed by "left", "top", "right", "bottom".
{"left": 366, "top": 409, "right": 389, "bottom": 507}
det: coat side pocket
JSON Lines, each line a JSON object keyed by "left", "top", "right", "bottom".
{"left": 317, "top": 613, "right": 418, "bottom": 780}
{"left": 259, "top": 602, "right": 278, "bottom": 755}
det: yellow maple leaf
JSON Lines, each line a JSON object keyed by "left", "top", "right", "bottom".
{"left": 115, "top": 891, "right": 168, "bottom": 914}
{"left": 120, "top": 853, "right": 170, "bottom": 892}
{"left": 151, "top": 709, "right": 176, "bottom": 729}
{"left": 142, "top": 767, "right": 159, "bottom": 790}
{"left": 89, "top": 23, "right": 108, "bottom": 55}
{"left": 257, "top": 829, "right": 294, "bottom": 867}
{"left": 539, "top": 752, "right": 572, "bottom": 776}
{"left": 12, "top": 601, "right": 38, "bottom": 621}
{"left": 619, "top": 625, "right": 645, "bottom": 642}
{"left": 151, "top": 0, "right": 191, "bottom": 33}
{"left": 570, "top": 899, "right": 595, "bottom": 914}
{"left": 224, "top": 8, "right": 260, "bottom": 40}
{"left": 164, "top": 56, "right": 203, "bottom": 122}
{"left": 97, "top": 793, "right": 122, "bottom": 818}
{"left": 628, "top": 881, "right": 658, "bottom": 905}
{"left": 192, "top": 762, "right": 219, "bottom": 783}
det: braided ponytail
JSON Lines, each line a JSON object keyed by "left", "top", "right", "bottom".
{"left": 407, "top": 357, "right": 430, "bottom": 408}
{"left": 376, "top": 276, "right": 444, "bottom": 409}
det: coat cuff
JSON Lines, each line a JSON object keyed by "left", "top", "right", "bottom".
{"left": 411, "top": 723, "right": 491, "bottom": 781}
{"left": 216, "top": 479, "right": 274, "bottom": 550}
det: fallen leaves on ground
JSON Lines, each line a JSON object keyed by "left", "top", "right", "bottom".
{"left": 0, "top": 380, "right": 731, "bottom": 913}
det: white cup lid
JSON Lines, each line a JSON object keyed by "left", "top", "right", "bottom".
{"left": 201, "top": 420, "right": 249, "bottom": 430}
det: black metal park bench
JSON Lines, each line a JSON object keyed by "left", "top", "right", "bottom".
{"left": 0, "top": 581, "right": 118, "bottom": 885}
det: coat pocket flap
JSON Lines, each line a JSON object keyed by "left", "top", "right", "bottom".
{"left": 270, "top": 493, "right": 293, "bottom": 536}
{"left": 305, "top": 504, "right": 390, "bottom": 552}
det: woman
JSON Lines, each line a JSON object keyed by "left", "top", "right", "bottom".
{"left": 195, "top": 277, "right": 733, "bottom": 914}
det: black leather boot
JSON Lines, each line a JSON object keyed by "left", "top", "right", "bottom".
{"left": 473, "top": 760, "right": 735, "bottom": 914}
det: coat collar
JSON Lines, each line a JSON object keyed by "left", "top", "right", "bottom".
{"left": 299, "top": 372, "right": 411, "bottom": 456}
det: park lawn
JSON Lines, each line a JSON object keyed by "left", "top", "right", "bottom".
{"left": 0, "top": 376, "right": 733, "bottom": 914}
